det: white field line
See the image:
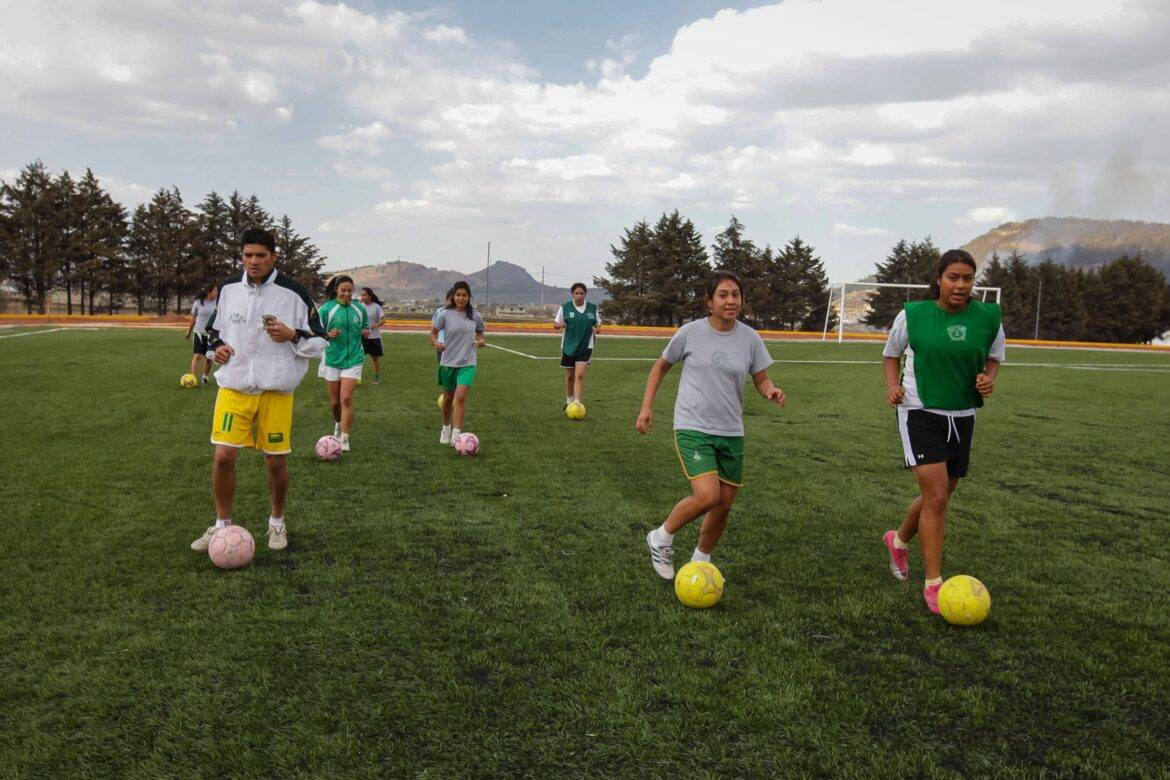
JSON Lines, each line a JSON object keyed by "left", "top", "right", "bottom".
{"left": 0, "top": 327, "right": 72, "bottom": 339}
{"left": 484, "top": 342, "right": 1170, "bottom": 373}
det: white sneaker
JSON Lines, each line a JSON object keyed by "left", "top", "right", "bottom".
{"left": 266, "top": 524, "right": 288, "bottom": 550}
{"left": 191, "top": 526, "right": 217, "bottom": 553}
{"left": 333, "top": 422, "right": 341, "bottom": 438}
{"left": 340, "top": 434, "right": 351, "bottom": 452}
{"left": 646, "top": 530, "right": 675, "bottom": 580}
{"left": 201, "top": 375, "right": 209, "bottom": 385}
{"left": 450, "top": 429, "right": 461, "bottom": 447}
{"left": 439, "top": 426, "right": 452, "bottom": 445}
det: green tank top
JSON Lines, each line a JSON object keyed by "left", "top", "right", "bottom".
{"left": 320, "top": 299, "right": 369, "bottom": 369}
{"left": 904, "top": 299, "right": 1002, "bottom": 410}
{"left": 561, "top": 301, "right": 598, "bottom": 356}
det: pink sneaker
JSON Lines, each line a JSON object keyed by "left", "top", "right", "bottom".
{"left": 923, "top": 581, "right": 942, "bottom": 614}
{"left": 882, "top": 530, "right": 909, "bottom": 581}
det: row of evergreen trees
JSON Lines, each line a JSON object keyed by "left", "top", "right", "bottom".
{"left": 0, "top": 161, "right": 327, "bottom": 315}
{"left": 596, "top": 213, "right": 835, "bottom": 330}
{"left": 865, "top": 238, "right": 1170, "bottom": 343}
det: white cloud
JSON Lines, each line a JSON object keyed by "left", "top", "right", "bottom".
{"left": 833, "top": 223, "right": 894, "bottom": 237}
{"left": 316, "top": 122, "right": 392, "bottom": 155}
{"left": 956, "top": 207, "right": 1019, "bottom": 226}
{"left": 424, "top": 25, "right": 468, "bottom": 45}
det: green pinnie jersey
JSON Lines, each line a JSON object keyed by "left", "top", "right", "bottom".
{"left": 904, "top": 299, "right": 1002, "bottom": 410}
{"left": 319, "top": 299, "right": 369, "bottom": 369}
{"left": 560, "top": 300, "right": 598, "bottom": 356}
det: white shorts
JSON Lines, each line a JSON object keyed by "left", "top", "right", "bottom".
{"left": 318, "top": 363, "right": 362, "bottom": 382}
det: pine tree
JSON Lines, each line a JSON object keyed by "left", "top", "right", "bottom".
{"left": 1086, "top": 256, "right": 1168, "bottom": 343}
{"left": 863, "top": 238, "right": 940, "bottom": 329}
{"left": 711, "top": 216, "right": 766, "bottom": 326}
{"left": 193, "top": 191, "right": 236, "bottom": 287}
{"left": 0, "top": 161, "right": 60, "bottom": 313}
{"left": 651, "top": 210, "right": 710, "bottom": 326}
{"left": 275, "top": 214, "right": 327, "bottom": 298}
{"left": 596, "top": 220, "right": 655, "bottom": 324}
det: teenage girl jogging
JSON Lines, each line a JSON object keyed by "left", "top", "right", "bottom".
{"left": 317, "top": 275, "right": 369, "bottom": 452}
{"left": 881, "top": 249, "right": 1005, "bottom": 614}
{"left": 638, "top": 271, "right": 786, "bottom": 578}
{"left": 185, "top": 285, "right": 218, "bottom": 384}
{"left": 430, "top": 281, "right": 485, "bottom": 445}
{"left": 359, "top": 286, "right": 386, "bottom": 384}
{"left": 553, "top": 282, "right": 601, "bottom": 407}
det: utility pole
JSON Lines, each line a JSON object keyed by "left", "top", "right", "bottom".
{"left": 485, "top": 241, "right": 491, "bottom": 312}
{"left": 1033, "top": 276, "right": 1043, "bottom": 340}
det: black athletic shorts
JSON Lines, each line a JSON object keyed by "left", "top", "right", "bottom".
{"left": 192, "top": 333, "right": 208, "bottom": 355}
{"left": 362, "top": 337, "right": 383, "bottom": 357}
{"left": 897, "top": 408, "right": 975, "bottom": 478}
{"left": 560, "top": 348, "right": 593, "bottom": 368}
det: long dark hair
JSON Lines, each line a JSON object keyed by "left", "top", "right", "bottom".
{"left": 195, "top": 285, "right": 215, "bottom": 304}
{"left": 360, "top": 286, "right": 384, "bottom": 306}
{"left": 928, "top": 250, "right": 977, "bottom": 300}
{"left": 324, "top": 274, "right": 355, "bottom": 302}
{"left": 445, "top": 280, "right": 475, "bottom": 319}
{"left": 704, "top": 270, "right": 743, "bottom": 302}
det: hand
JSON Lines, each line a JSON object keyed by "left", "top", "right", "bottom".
{"left": 433, "top": 341, "right": 446, "bottom": 351}
{"left": 975, "top": 373, "right": 995, "bottom": 398}
{"left": 214, "top": 344, "right": 235, "bottom": 365}
{"left": 476, "top": 337, "right": 485, "bottom": 348}
{"left": 327, "top": 328, "right": 341, "bottom": 339}
{"left": 767, "top": 386, "right": 787, "bottom": 407}
{"left": 887, "top": 384, "right": 905, "bottom": 407}
{"left": 361, "top": 328, "right": 370, "bottom": 338}
{"left": 636, "top": 408, "right": 653, "bottom": 434}
{"left": 265, "top": 319, "right": 295, "bottom": 343}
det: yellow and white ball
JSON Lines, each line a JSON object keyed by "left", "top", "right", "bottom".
{"left": 938, "top": 575, "right": 991, "bottom": 626}
{"left": 179, "top": 373, "right": 198, "bottom": 388}
{"left": 674, "top": 561, "right": 725, "bottom": 609}
{"left": 566, "top": 401, "right": 586, "bottom": 420}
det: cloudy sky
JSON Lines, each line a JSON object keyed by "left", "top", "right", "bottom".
{"left": 2, "top": 0, "right": 1168, "bottom": 285}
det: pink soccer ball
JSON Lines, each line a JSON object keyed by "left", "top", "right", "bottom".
{"left": 208, "top": 525, "right": 255, "bottom": 570}
{"left": 454, "top": 432, "right": 480, "bottom": 456}
{"left": 315, "top": 435, "right": 342, "bottom": 460}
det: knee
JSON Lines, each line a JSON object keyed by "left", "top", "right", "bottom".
{"left": 213, "top": 450, "right": 236, "bottom": 471}
{"left": 693, "top": 488, "right": 720, "bottom": 513}
{"left": 265, "top": 454, "right": 286, "bottom": 472}
{"left": 341, "top": 395, "right": 354, "bottom": 409}
{"left": 922, "top": 488, "right": 949, "bottom": 512}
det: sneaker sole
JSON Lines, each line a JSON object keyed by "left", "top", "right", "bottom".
{"left": 883, "top": 533, "right": 909, "bottom": 581}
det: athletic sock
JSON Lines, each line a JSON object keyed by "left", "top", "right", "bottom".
{"left": 566, "top": 396, "right": 573, "bottom": 405}
{"left": 651, "top": 525, "right": 674, "bottom": 546}
{"left": 269, "top": 516, "right": 285, "bottom": 530}
{"left": 340, "top": 432, "right": 350, "bottom": 443}
{"left": 924, "top": 576, "right": 943, "bottom": 587}
{"left": 692, "top": 548, "right": 710, "bottom": 563}
{"left": 215, "top": 519, "right": 232, "bottom": 529}
{"left": 893, "top": 534, "right": 909, "bottom": 550}
{"left": 442, "top": 424, "right": 452, "bottom": 433}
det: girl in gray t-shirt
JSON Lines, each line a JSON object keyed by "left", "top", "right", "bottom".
{"left": 636, "top": 271, "right": 787, "bottom": 581}
{"left": 430, "top": 281, "right": 486, "bottom": 446}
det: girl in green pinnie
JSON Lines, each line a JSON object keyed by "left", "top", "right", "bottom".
{"left": 553, "top": 282, "right": 601, "bottom": 408}
{"left": 880, "top": 249, "right": 1005, "bottom": 616}
{"left": 317, "top": 275, "right": 369, "bottom": 452}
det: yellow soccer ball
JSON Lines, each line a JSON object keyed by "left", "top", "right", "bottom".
{"left": 180, "top": 373, "right": 198, "bottom": 388}
{"left": 566, "top": 401, "right": 586, "bottom": 420}
{"left": 938, "top": 575, "right": 991, "bottom": 626}
{"left": 436, "top": 392, "right": 446, "bottom": 410}
{"left": 674, "top": 561, "right": 725, "bottom": 609}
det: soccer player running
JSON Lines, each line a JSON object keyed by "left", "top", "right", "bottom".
{"left": 191, "top": 228, "right": 327, "bottom": 554}
{"left": 359, "top": 287, "right": 386, "bottom": 385}
{"left": 430, "top": 281, "right": 486, "bottom": 446}
{"left": 881, "top": 249, "right": 1005, "bottom": 615}
{"left": 638, "top": 271, "right": 786, "bottom": 578}
{"left": 317, "top": 275, "right": 370, "bottom": 452}
{"left": 553, "top": 282, "right": 601, "bottom": 408}
{"left": 184, "top": 285, "right": 218, "bottom": 384}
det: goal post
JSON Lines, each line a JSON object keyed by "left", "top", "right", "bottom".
{"left": 822, "top": 282, "right": 1002, "bottom": 342}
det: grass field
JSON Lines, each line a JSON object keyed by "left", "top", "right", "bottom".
{"left": 1, "top": 325, "right": 1169, "bottom": 776}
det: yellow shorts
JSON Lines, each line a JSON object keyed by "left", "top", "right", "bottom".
{"left": 210, "top": 388, "right": 294, "bottom": 454}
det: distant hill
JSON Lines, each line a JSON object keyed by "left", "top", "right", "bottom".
{"left": 333, "top": 260, "right": 605, "bottom": 306}
{"left": 961, "top": 217, "right": 1170, "bottom": 276}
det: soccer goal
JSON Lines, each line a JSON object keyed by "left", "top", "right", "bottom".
{"left": 821, "top": 282, "right": 1002, "bottom": 342}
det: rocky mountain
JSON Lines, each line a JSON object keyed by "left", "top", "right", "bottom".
{"left": 961, "top": 217, "right": 1170, "bottom": 276}
{"left": 332, "top": 260, "right": 605, "bottom": 305}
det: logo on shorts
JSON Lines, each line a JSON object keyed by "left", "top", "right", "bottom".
{"left": 268, "top": 433, "right": 284, "bottom": 443}
{"left": 693, "top": 450, "right": 702, "bottom": 461}
{"left": 947, "top": 325, "right": 967, "bottom": 341}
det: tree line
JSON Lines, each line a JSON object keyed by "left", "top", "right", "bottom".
{"left": 596, "top": 212, "right": 836, "bottom": 331}
{"left": 0, "top": 160, "right": 328, "bottom": 315}
{"left": 864, "top": 237, "right": 1170, "bottom": 344}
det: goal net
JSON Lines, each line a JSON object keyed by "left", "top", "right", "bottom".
{"left": 821, "top": 282, "right": 1002, "bottom": 342}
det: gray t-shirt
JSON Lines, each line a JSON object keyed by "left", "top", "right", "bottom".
{"left": 662, "top": 318, "right": 774, "bottom": 437}
{"left": 435, "top": 308, "right": 486, "bottom": 368}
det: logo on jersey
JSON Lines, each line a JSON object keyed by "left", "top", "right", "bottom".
{"left": 711, "top": 350, "right": 729, "bottom": 371}
{"left": 947, "top": 325, "right": 967, "bottom": 342}
{"left": 228, "top": 312, "right": 246, "bottom": 324}
{"left": 569, "top": 311, "right": 575, "bottom": 318}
